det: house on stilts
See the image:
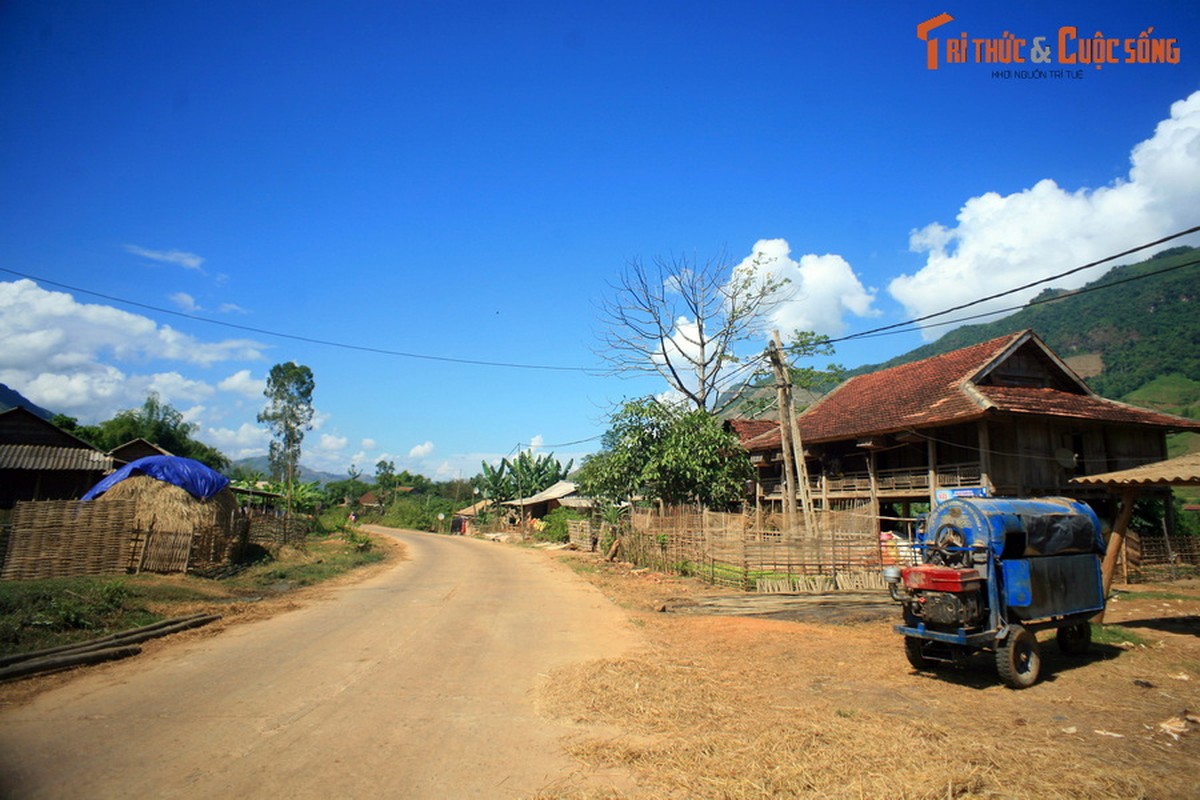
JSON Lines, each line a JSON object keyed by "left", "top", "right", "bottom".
{"left": 732, "top": 330, "right": 1200, "bottom": 536}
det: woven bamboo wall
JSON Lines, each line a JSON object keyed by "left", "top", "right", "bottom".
{"left": 567, "top": 519, "right": 599, "bottom": 551}
{"left": 247, "top": 512, "right": 310, "bottom": 548}
{"left": 1, "top": 499, "right": 138, "bottom": 581}
{"left": 1124, "top": 530, "right": 1200, "bottom": 582}
{"left": 622, "top": 504, "right": 884, "bottom": 591}
{"left": 140, "top": 529, "right": 194, "bottom": 573}
{"left": 1, "top": 499, "right": 254, "bottom": 580}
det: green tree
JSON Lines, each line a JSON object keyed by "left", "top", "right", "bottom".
{"left": 375, "top": 459, "right": 397, "bottom": 507}
{"left": 325, "top": 464, "right": 370, "bottom": 507}
{"left": 59, "top": 395, "right": 230, "bottom": 471}
{"left": 475, "top": 460, "right": 513, "bottom": 503}
{"left": 578, "top": 397, "right": 750, "bottom": 509}
{"left": 472, "top": 451, "right": 572, "bottom": 504}
{"left": 257, "top": 362, "right": 315, "bottom": 508}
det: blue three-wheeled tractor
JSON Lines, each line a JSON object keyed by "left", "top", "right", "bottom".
{"left": 883, "top": 497, "right": 1106, "bottom": 688}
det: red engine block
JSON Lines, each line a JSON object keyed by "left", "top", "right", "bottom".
{"left": 902, "top": 564, "right": 982, "bottom": 592}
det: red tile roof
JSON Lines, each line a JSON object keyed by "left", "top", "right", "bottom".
{"left": 976, "top": 385, "right": 1200, "bottom": 429}
{"left": 797, "top": 332, "right": 1026, "bottom": 443}
{"left": 725, "top": 419, "right": 777, "bottom": 442}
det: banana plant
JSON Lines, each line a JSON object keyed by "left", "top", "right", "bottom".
{"left": 475, "top": 452, "right": 572, "bottom": 503}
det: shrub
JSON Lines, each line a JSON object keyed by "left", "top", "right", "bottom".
{"left": 538, "top": 507, "right": 585, "bottom": 542}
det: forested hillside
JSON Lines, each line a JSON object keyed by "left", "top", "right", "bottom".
{"left": 851, "top": 246, "right": 1200, "bottom": 416}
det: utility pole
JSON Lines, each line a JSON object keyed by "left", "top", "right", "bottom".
{"left": 767, "top": 331, "right": 817, "bottom": 537}
{"left": 768, "top": 336, "right": 798, "bottom": 526}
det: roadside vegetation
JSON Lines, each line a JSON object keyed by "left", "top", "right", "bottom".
{"left": 0, "top": 533, "right": 388, "bottom": 659}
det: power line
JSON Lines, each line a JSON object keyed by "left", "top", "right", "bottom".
{"left": 515, "top": 434, "right": 604, "bottom": 450}
{"left": 0, "top": 267, "right": 601, "bottom": 374}
{"left": 829, "top": 225, "right": 1200, "bottom": 345}
{"left": 4, "top": 226, "right": 1196, "bottom": 376}
{"left": 841, "top": 255, "right": 1200, "bottom": 342}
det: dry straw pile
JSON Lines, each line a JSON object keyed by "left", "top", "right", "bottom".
{"left": 98, "top": 475, "right": 239, "bottom": 534}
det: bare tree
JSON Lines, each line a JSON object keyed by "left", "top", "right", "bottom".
{"left": 597, "top": 252, "right": 787, "bottom": 413}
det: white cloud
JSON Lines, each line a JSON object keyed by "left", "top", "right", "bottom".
{"left": 528, "top": 434, "right": 544, "bottom": 451}
{"left": 218, "top": 302, "right": 247, "bottom": 314}
{"left": 0, "top": 279, "right": 267, "bottom": 421}
{"left": 736, "top": 239, "right": 879, "bottom": 336}
{"left": 125, "top": 244, "right": 205, "bottom": 271}
{"left": 319, "top": 433, "right": 348, "bottom": 451}
{"left": 218, "top": 369, "right": 266, "bottom": 399}
{"left": 889, "top": 90, "right": 1200, "bottom": 337}
{"left": 0, "top": 280, "right": 266, "bottom": 369}
{"left": 145, "top": 371, "right": 214, "bottom": 404}
{"left": 202, "top": 422, "right": 269, "bottom": 459}
{"left": 361, "top": 438, "right": 377, "bottom": 450}
{"left": 408, "top": 441, "right": 435, "bottom": 458}
{"left": 169, "top": 292, "right": 200, "bottom": 312}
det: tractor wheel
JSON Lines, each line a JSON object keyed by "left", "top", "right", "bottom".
{"left": 1056, "top": 622, "right": 1092, "bottom": 655}
{"left": 996, "top": 625, "right": 1041, "bottom": 689}
{"left": 904, "top": 636, "right": 931, "bottom": 670}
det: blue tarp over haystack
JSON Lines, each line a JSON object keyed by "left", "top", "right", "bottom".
{"left": 82, "top": 455, "right": 230, "bottom": 501}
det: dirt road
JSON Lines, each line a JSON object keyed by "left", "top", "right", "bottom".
{"left": 0, "top": 528, "right": 641, "bottom": 799}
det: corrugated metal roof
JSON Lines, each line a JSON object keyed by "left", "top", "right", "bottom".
{"left": 0, "top": 444, "right": 113, "bottom": 472}
{"left": 504, "top": 480, "right": 578, "bottom": 506}
{"left": 1070, "top": 452, "right": 1200, "bottom": 487}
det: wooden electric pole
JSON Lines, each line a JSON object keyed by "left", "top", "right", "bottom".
{"left": 767, "top": 331, "right": 817, "bottom": 536}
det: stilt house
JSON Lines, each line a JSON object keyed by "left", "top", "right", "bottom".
{"left": 733, "top": 330, "right": 1200, "bottom": 532}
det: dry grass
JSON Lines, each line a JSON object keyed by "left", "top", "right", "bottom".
{"left": 539, "top": 554, "right": 1200, "bottom": 799}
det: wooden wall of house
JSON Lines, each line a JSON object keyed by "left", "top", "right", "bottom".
{"left": 931, "top": 425, "right": 977, "bottom": 465}
{"left": 991, "top": 418, "right": 1168, "bottom": 496}
{"left": 1102, "top": 426, "right": 1167, "bottom": 471}
{"left": 988, "top": 422, "right": 1022, "bottom": 495}
{"left": 0, "top": 469, "right": 104, "bottom": 509}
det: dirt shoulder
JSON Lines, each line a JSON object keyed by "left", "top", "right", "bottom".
{"left": 542, "top": 553, "right": 1200, "bottom": 800}
{"left": 0, "top": 533, "right": 407, "bottom": 708}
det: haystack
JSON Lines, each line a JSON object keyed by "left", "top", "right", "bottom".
{"left": 98, "top": 474, "right": 240, "bottom": 532}
{"left": 98, "top": 475, "right": 244, "bottom": 572}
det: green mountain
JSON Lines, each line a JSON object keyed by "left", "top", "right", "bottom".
{"left": 849, "top": 245, "right": 1200, "bottom": 417}
{"left": 232, "top": 455, "right": 345, "bottom": 486}
{"left": 0, "top": 383, "right": 55, "bottom": 420}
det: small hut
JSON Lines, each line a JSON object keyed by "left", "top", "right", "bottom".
{"left": 84, "top": 456, "right": 246, "bottom": 573}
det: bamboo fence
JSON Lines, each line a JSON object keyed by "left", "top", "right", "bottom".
{"left": 246, "top": 511, "right": 310, "bottom": 548}
{"left": 0, "top": 499, "right": 264, "bottom": 581}
{"left": 1, "top": 500, "right": 139, "bottom": 581}
{"left": 1122, "top": 529, "right": 1200, "bottom": 582}
{"left": 617, "top": 504, "right": 896, "bottom": 592}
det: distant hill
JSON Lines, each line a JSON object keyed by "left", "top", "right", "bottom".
{"left": 232, "top": 455, "right": 346, "bottom": 485}
{"left": 0, "top": 384, "right": 54, "bottom": 420}
{"left": 847, "top": 245, "right": 1200, "bottom": 416}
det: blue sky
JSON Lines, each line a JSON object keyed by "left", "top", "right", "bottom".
{"left": 2, "top": 2, "right": 1198, "bottom": 481}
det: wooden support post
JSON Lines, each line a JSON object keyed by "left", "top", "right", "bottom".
{"left": 867, "top": 450, "right": 880, "bottom": 538}
{"left": 977, "top": 421, "right": 993, "bottom": 494}
{"left": 927, "top": 437, "right": 938, "bottom": 507}
{"left": 1096, "top": 487, "right": 1137, "bottom": 623}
